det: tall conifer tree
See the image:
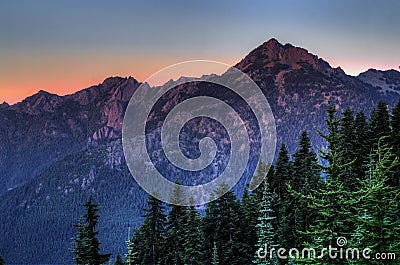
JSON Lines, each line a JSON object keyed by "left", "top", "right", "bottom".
{"left": 138, "top": 194, "right": 166, "bottom": 265}
{"left": 389, "top": 99, "right": 400, "bottom": 187}
{"left": 351, "top": 143, "right": 400, "bottom": 264}
{"left": 369, "top": 100, "right": 391, "bottom": 149}
{"left": 289, "top": 131, "right": 322, "bottom": 247}
{"left": 296, "top": 105, "right": 354, "bottom": 264}
{"left": 338, "top": 108, "right": 358, "bottom": 191}
{"left": 354, "top": 110, "right": 370, "bottom": 180}
{"left": 182, "top": 198, "right": 206, "bottom": 265}
{"left": 253, "top": 181, "right": 279, "bottom": 265}
{"left": 272, "top": 144, "right": 292, "bottom": 245}
{"left": 204, "top": 184, "right": 249, "bottom": 265}
{"left": 72, "top": 196, "right": 111, "bottom": 265}
{"left": 163, "top": 184, "right": 187, "bottom": 265}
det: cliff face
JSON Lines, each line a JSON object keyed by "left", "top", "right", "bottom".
{"left": 0, "top": 76, "right": 139, "bottom": 193}
{"left": 237, "top": 38, "right": 329, "bottom": 72}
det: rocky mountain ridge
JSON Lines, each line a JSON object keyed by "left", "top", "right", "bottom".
{"left": 357, "top": 68, "right": 400, "bottom": 95}
{"left": 0, "top": 38, "right": 399, "bottom": 263}
{"left": 0, "top": 76, "right": 139, "bottom": 193}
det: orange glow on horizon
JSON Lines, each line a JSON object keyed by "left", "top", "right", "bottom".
{"left": 0, "top": 51, "right": 241, "bottom": 105}
{"left": 1, "top": 50, "right": 397, "bottom": 105}
{"left": 325, "top": 56, "right": 399, "bottom": 77}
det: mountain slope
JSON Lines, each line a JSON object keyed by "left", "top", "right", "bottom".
{"left": 0, "top": 38, "right": 399, "bottom": 263}
{"left": 0, "top": 142, "right": 146, "bottom": 263}
{"left": 234, "top": 38, "right": 397, "bottom": 152}
{"left": 0, "top": 77, "right": 139, "bottom": 194}
{"left": 358, "top": 68, "right": 400, "bottom": 95}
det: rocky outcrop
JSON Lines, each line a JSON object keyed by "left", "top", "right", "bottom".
{"left": 0, "top": 76, "right": 139, "bottom": 193}
{"left": 10, "top": 90, "right": 64, "bottom": 115}
{"left": 235, "top": 38, "right": 345, "bottom": 79}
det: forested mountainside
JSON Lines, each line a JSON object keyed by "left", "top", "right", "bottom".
{"left": 0, "top": 39, "right": 399, "bottom": 263}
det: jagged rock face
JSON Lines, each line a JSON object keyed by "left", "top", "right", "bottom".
{"left": 0, "top": 76, "right": 139, "bottom": 193}
{"left": 69, "top": 86, "right": 102, "bottom": 106}
{"left": 234, "top": 39, "right": 398, "bottom": 154}
{"left": 235, "top": 38, "right": 344, "bottom": 77}
{"left": 91, "top": 76, "right": 139, "bottom": 141}
{"left": 10, "top": 90, "right": 64, "bottom": 115}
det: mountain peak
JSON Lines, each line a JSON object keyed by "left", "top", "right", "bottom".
{"left": 235, "top": 38, "right": 333, "bottom": 75}
{"left": 37, "top": 89, "right": 50, "bottom": 95}
{"left": 0, "top": 101, "right": 9, "bottom": 109}
{"left": 31, "top": 89, "right": 59, "bottom": 99}
{"left": 10, "top": 89, "right": 64, "bottom": 114}
{"left": 101, "top": 76, "right": 128, "bottom": 88}
{"left": 265, "top": 37, "right": 281, "bottom": 45}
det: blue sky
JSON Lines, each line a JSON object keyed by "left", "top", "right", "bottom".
{"left": 0, "top": 0, "right": 399, "bottom": 103}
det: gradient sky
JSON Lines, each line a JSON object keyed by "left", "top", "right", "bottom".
{"left": 0, "top": 0, "right": 399, "bottom": 104}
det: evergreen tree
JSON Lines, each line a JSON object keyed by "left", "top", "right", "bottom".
{"left": 0, "top": 255, "right": 4, "bottom": 265}
{"left": 351, "top": 143, "right": 400, "bottom": 264}
{"left": 289, "top": 131, "right": 322, "bottom": 248}
{"left": 255, "top": 164, "right": 275, "bottom": 204}
{"left": 182, "top": 196, "right": 206, "bottom": 265}
{"left": 389, "top": 99, "right": 400, "bottom": 186}
{"left": 317, "top": 104, "right": 341, "bottom": 179}
{"left": 242, "top": 187, "right": 259, "bottom": 256}
{"left": 272, "top": 144, "right": 292, "bottom": 247}
{"left": 182, "top": 198, "right": 206, "bottom": 265}
{"left": 369, "top": 100, "right": 391, "bottom": 148}
{"left": 242, "top": 161, "right": 273, "bottom": 256}
{"left": 204, "top": 184, "right": 249, "bottom": 265}
{"left": 294, "top": 178, "right": 353, "bottom": 264}
{"left": 125, "top": 228, "right": 139, "bottom": 265}
{"left": 204, "top": 193, "right": 219, "bottom": 264}
{"left": 353, "top": 110, "right": 370, "bottom": 180}
{"left": 220, "top": 187, "right": 251, "bottom": 265}
{"left": 296, "top": 105, "right": 354, "bottom": 264}
{"left": 138, "top": 194, "right": 166, "bottom": 265}
{"left": 349, "top": 210, "right": 371, "bottom": 251}
{"left": 338, "top": 108, "right": 358, "bottom": 191}
{"left": 212, "top": 242, "right": 220, "bottom": 265}
{"left": 163, "top": 184, "right": 187, "bottom": 265}
{"left": 114, "top": 254, "right": 125, "bottom": 265}
{"left": 253, "top": 180, "right": 279, "bottom": 265}
{"left": 391, "top": 99, "right": 400, "bottom": 153}
{"left": 272, "top": 144, "right": 292, "bottom": 204}
{"left": 72, "top": 195, "right": 111, "bottom": 265}
{"left": 72, "top": 217, "right": 92, "bottom": 264}
{"left": 292, "top": 131, "right": 321, "bottom": 191}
